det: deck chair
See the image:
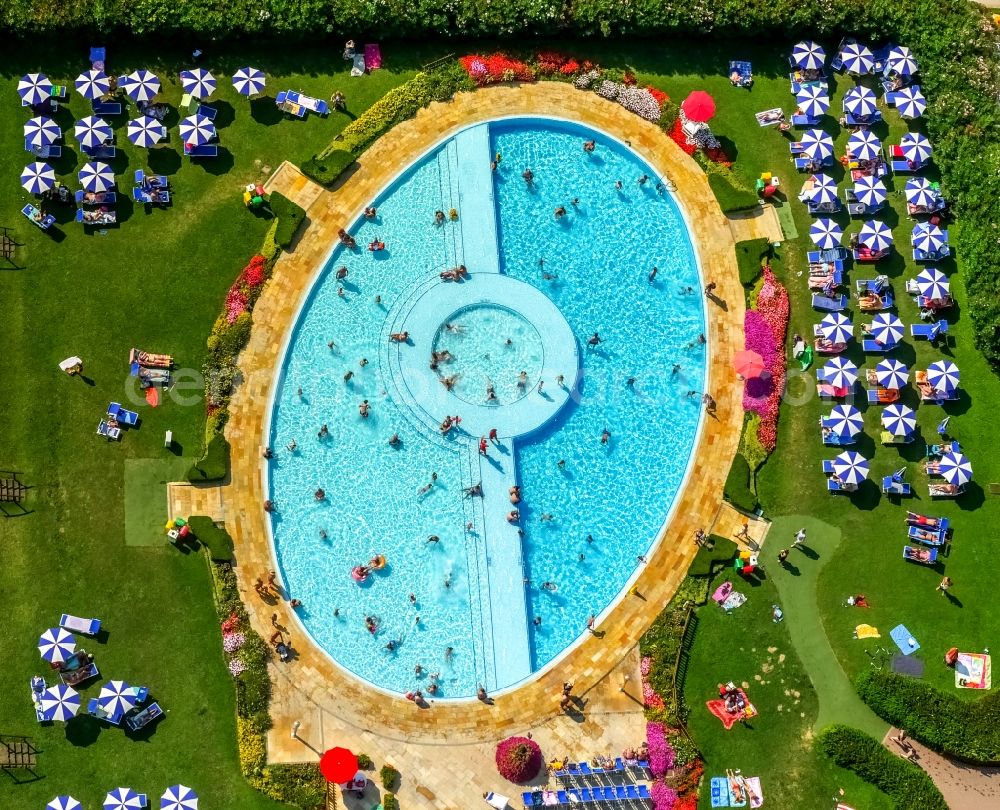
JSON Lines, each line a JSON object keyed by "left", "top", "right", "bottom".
{"left": 60, "top": 614, "right": 101, "bottom": 635}
{"left": 729, "top": 60, "right": 753, "bottom": 87}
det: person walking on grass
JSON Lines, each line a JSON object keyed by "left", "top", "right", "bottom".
{"left": 793, "top": 527, "right": 806, "bottom": 548}
{"left": 777, "top": 548, "right": 790, "bottom": 565}
{"left": 937, "top": 575, "right": 953, "bottom": 595}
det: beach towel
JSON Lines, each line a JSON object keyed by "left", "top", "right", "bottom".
{"left": 755, "top": 108, "right": 784, "bottom": 127}
{"left": 890, "top": 623, "right": 920, "bottom": 655}
{"left": 145, "top": 387, "right": 159, "bottom": 407}
{"left": 364, "top": 44, "right": 382, "bottom": 71}
{"left": 854, "top": 624, "right": 880, "bottom": 639}
{"left": 722, "top": 592, "right": 747, "bottom": 612}
{"left": 745, "top": 777, "right": 763, "bottom": 808}
{"left": 707, "top": 689, "right": 756, "bottom": 729}
{"left": 351, "top": 54, "right": 366, "bottom": 77}
{"left": 799, "top": 344, "right": 814, "bottom": 370}
{"left": 956, "top": 653, "right": 991, "bottom": 689}
{"left": 712, "top": 581, "right": 734, "bottom": 604}
{"left": 711, "top": 777, "right": 730, "bottom": 807}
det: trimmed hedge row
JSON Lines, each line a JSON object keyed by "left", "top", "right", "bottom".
{"left": 856, "top": 669, "right": 1000, "bottom": 763}
{"left": 819, "top": 725, "right": 947, "bottom": 809}
{"left": 723, "top": 453, "right": 756, "bottom": 514}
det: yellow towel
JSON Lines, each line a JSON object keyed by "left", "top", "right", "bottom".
{"left": 855, "top": 624, "right": 880, "bottom": 639}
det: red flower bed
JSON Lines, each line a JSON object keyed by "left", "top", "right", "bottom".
{"left": 560, "top": 59, "right": 581, "bottom": 76}
{"left": 647, "top": 86, "right": 669, "bottom": 109}
{"left": 495, "top": 736, "right": 542, "bottom": 783}
{"left": 703, "top": 145, "right": 732, "bottom": 167}
{"left": 460, "top": 54, "right": 536, "bottom": 86}
{"left": 668, "top": 119, "right": 697, "bottom": 155}
{"left": 241, "top": 254, "right": 267, "bottom": 288}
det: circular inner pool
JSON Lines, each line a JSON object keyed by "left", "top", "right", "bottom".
{"left": 267, "top": 117, "right": 705, "bottom": 698}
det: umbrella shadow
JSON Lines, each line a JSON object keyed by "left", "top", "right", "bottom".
{"left": 147, "top": 146, "right": 182, "bottom": 177}
{"left": 65, "top": 714, "right": 102, "bottom": 747}
{"left": 250, "top": 97, "right": 283, "bottom": 126}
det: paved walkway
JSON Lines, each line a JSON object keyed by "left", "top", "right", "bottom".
{"left": 725, "top": 204, "right": 783, "bottom": 244}
{"left": 711, "top": 501, "right": 771, "bottom": 551}
{"left": 884, "top": 728, "right": 1000, "bottom": 809}
{"left": 207, "top": 82, "right": 745, "bottom": 806}
{"left": 167, "top": 481, "right": 227, "bottom": 522}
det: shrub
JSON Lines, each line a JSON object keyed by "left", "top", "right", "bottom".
{"left": 856, "top": 669, "right": 1000, "bottom": 763}
{"left": 269, "top": 192, "right": 306, "bottom": 248}
{"left": 646, "top": 722, "right": 676, "bottom": 777}
{"left": 734, "top": 238, "right": 771, "bottom": 289}
{"left": 380, "top": 764, "right": 400, "bottom": 791}
{"left": 723, "top": 453, "right": 755, "bottom": 513}
{"left": 187, "top": 516, "right": 234, "bottom": 561}
{"left": 707, "top": 172, "right": 758, "bottom": 214}
{"left": 356, "top": 753, "right": 373, "bottom": 770}
{"left": 687, "top": 537, "right": 738, "bottom": 578}
{"left": 302, "top": 150, "right": 356, "bottom": 187}
{"left": 186, "top": 433, "right": 230, "bottom": 482}
{"left": 495, "top": 736, "right": 542, "bottom": 783}
{"left": 382, "top": 795, "right": 398, "bottom": 810}
{"left": 819, "top": 725, "right": 948, "bottom": 809}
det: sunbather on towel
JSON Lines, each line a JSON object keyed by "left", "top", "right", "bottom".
{"left": 907, "top": 513, "right": 940, "bottom": 527}
{"left": 905, "top": 547, "right": 932, "bottom": 562}
{"left": 912, "top": 528, "right": 941, "bottom": 542}
{"left": 930, "top": 483, "right": 959, "bottom": 496}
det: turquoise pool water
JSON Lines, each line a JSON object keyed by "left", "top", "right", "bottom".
{"left": 268, "top": 117, "right": 705, "bottom": 697}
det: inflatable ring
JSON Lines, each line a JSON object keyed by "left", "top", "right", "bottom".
{"left": 351, "top": 565, "right": 369, "bottom": 583}
{"left": 369, "top": 555, "right": 386, "bottom": 570}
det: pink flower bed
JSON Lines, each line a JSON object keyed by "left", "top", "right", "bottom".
{"left": 641, "top": 655, "right": 665, "bottom": 709}
{"left": 651, "top": 781, "right": 680, "bottom": 810}
{"left": 646, "top": 722, "right": 676, "bottom": 777}
{"left": 742, "top": 265, "right": 789, "bottom": 452}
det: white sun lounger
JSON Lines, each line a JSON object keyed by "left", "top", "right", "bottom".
{"left": 60, "top": 614, "right": 101, "bottom": 635}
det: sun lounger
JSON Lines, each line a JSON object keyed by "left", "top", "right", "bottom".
{"left": 795, "top": 156, "right": 834, "bottom": 171}
{"left": 822, "top": 459, "right": 836, "bottom": 474}
{"left": 90, "top": 46, "right": 106, "bottom": 71}
{"left": 76, "top": 208, "right": 117, "bottom": 226}
{"left": 133, "top": 187, "right": 153, "bottom": 204}
{"left": 881, "top": 431, "right": 914, "bottom": 445}
{"left": 97, "top": 420, "right": 122, "bottom": 441}
{"left": 903, "top": 545, "right": 939, "bottom": 563}
{"left": 87, "top": 697, "right": 123, "bottom": 724}
{"left": 822, "top": 432, "right": 855, "bottom": 446}
{"left": 928, "top": 441, "right": 961, "bottom": 457}
{"left": 129, "top": 349, "right": 172, "bottom": 368}
{"left": 60, "top": 614, "right": 101, "bottom": 635}
{"left": 929, "top": 484, "right": 963, "bottom": 498}
{"left": 124, "top": 701, "right": 163, "bottom": 731}
{"left": 808, "top": 272, "right": 843, "bottom": 291}
{"left": 867, "top": 387, "right": 900, "bottom": 404}
{"left": 856, "top": 276, "right": 889, "bottom": 293}
{"left": 107, "top": 402, "right": 139, "bottom": 426}
{"left": 911, "top": 321, "right": 949, "bottom": 341}
{"left": 22, "top": 204, "right": 56, "bottom": 230}
{"left": 197, "top": 103, "right": 217, "bottom": 121}
{"left": 807, "top": 200, "right": 842, "bottom": 215}
{"left": 754, "top": 108, "right": 784, "bottom": 127}
{"left": 730, "top": 60, "right": 753, "bottom": 87}
{"left": 638, "top": 785, "right": 651, "bottom": 800}
{"left": 25, "top": 140, "right": 62, "bottom": 158}
{"left": 60, "top": 661, "right": 99, "bottom": 686}
{"left": 91, "top": 99, "right": 121, "bottom": 116}
{"left": 521, "top": 791, "right": 539, "bottom": 807}
{"left": 185, "top": 143, "right": 218, "bottom": 157}
{"left": 882, "top": 477, "right": 911, "bottom": 496}
{"left": 908, "top": 525, "right": 947, "bottom": 546}
{"left": 891, "top": 159, "right": 915, "bottom": 173}
{"left": 828, "top": 478, "right": 859, "bottom": 493}
{"left": 862, "top": 339, "right": 897, "bottom": 353}
{"left": 817, "top": 383, "right": 851, "bottom": 399}
{"left": 845, "top": 111, "right": 882, "bottom": 127}
{"left": 76, "top": 190, "right": 117, "bottom": 206}
{"left": 913, "top": 247, "right": 951, "bottom": 262}
{"left": 812, "top": 293, "right": 848, "bottom": 311}
{"left": 808, "top": 248, "right": 849, "bottom": 263}
{"left": 83, "top": 143, "right": 116, "bottom": 160}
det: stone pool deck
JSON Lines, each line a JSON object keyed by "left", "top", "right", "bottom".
{"left": 218, "top": 83, "right": 744, "bottom": 806}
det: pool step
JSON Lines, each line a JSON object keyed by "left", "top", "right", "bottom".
{"left": 454, "top": 124, "right": 500, "bottom": 275}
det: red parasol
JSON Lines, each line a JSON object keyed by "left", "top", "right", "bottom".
{"left": 681, "top": 91, "right": 716, "bottom": 122}
{"left": 733, "top": 350, "right": 766, "bottom": 379}
{"left": 319, "top": 747, "right": 359, "bottom": 783}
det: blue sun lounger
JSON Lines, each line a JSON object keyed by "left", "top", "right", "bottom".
{"left": 521, "top": 790, "right": 539, "bottom": 807}
{"left": 822, "top": 430, "right": 855, "bottom": 446}
{"left": 812, "top": 293, "right": 848, "bottom": 311}
{"left": 908, "top": 525, "right": 947, "bottom": 546}
{"left": 882, "top": 476, "right": 911, "bottom": 496}
{"left": 914, "top": 246, "right": 951, "bottom": 262}
{"left": 795, "top": 156, "right": 834, "bottom": 170}
{"left": 107, "top": 402, "right": 139, "bottom": 426}
{"left": 903, "top": 545, "right": 938, "bottom": 564}
{"left": 807, "top": 199, "right": 842, "bottom": 215}
{"left": 83, "top": 143, "right": 116, "bottom": 160}
{"left": 87, "top": 697, "right": 123, "bottom": 724}
{"left": 76, "top": 190, "right": 117, "bottom": 206}
{"left": 91, "top": 98, "right": 121, "bottom": 116}
{"left": 97, "top": 420, "right": 122, "bottom": 440}
{"left": 185, "top": 143, "right": 218, "bottom": 157}
{"left": 792, "top": 113, "right": 821, "bottom": 127}
{"left": 22, "top": 204, "right": 56, "bottom": 230}
{"left": 828, "top": 479, "right": 856, "bottom": 494}
{"left": 911, "top": 321, "right": 948, "bottom": 340}
{"left": 863, "top": 339, "right": 898, "bottom": 353}
{"left": 808, "top": 248, "right": 849, "bottom": 263}
{"left": 822, "top": 459, "right": 835, "bottom": 474}
{"left": 856, "top": 277, "right": 890, "bottom": 294}
{"left": 60, "top": 614, "right": 101, "bottom": 635}
{"left": 25, "top": 140, "right": 62, "bottom": 158}
{"left": 729, "top": 60, "right": 753, "bottom": 87}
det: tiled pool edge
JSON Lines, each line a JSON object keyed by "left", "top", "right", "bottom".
{"left": 225, "top": 83, "right": 743, "bottom": 745}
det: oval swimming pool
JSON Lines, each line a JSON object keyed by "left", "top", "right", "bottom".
{"left": 267, "top": 117, "right": 705, "bottom": 698}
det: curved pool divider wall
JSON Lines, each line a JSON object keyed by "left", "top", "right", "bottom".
{"left": 236, "top": 86, "right": 739, "bottom": 725}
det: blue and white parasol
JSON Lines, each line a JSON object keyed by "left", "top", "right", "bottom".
{"left": 887, "top": 45, "right": 919, "bottom": 76}
{"left": 840, "top": 41, "right": 875, "bottom": 74}
{"left": 79, "top": 161, "right": 115, "bottom": 193}
{"left": 912, "top": 223, "right": 946, "bottom": 254}
{"left": 832, "top": 451, "right": 869, "bottom": 485}
{"left": 821, "top": 357, "right": 858, "bottom": 389}
{"left": 927, "top": 360, "right": 960, "bottom": 392}
{"left": 180, "top": 68, "right": 216, "bottom": 99}
{"left": 127, "top": 115, "right": 166, "bottom": 147}
{"left": 122, "top": 70, "right": 161, "bottom": 103}
{"left": 819, "top": 313, "right": 853, "bottom": 344}
{"left": 809, "top": 173, "right": 838, "bottom": 205}
{"left": 24, "top": 115, "right": 61, "bottom": 149}
{"left": 74, "top": 116, "right": 112, "bottom": 149}
{"left": 161, "top": 784, "right": 199, "bottom": 810}
{"left": 38, "top": 626, "right": 76, "bottom": 663}
{"left": 232, "top": 66, "right": 266, "bottom": 97}
{"left": 858, "top": 220, "right": 893, "bottom": 252}
{"left": 874, "top": 358, "right": 909, "bottom": 389}
{"left": 792, "top": 40, "right": 826, "bottom": 70}
{"left": 915, "top": 267, "right": 950, "bottom": 300}
{"left": 47, "top": 796, "right": 83, "bottom": 810}
{"left": 894, "top": 85, "right": 926, "bottom": 119}
{"left": 870, "top": 313, "right": 904, "bottom": 346}
{"left": 800, "top": 128, "right": 834, "bottom": 161}
{"left": 795, "top": 84, "right": 830, "bottom": 118}
{"left": 810, "top": 218, "right": 843, "bottom": 249}
{"left": 18, "top": 73, "right": 53, "bottom": 106}
{"left": 881, "top": 403, "right": 916, "bottom": 436}
{"left": 105, "top": 787, "right": 145, "bottom": 810}
{"left": 826, "top": 404, "right": 864, "bottom": 437}
{"left": 75, "top": 69, "right": 111, "bottom": 100}
{"left": 178, "top": 114, "right": 216, "bottom": 146}
{"left": 39, "top": 683, "right": 80, "bottom": 722}
{"left": 21, "top": 162, "right": 56, "bottom": 194}
{"left": 905, "top": 177, "right": 938, "bottom": 208}
{"left": 843, "top": 86, "right": 877, "bottom": 117}
{"left": 846, "top": 129, "right": 881, "bottom": 161}
{"left": 900, "top": 132, "right": 932, "bottom": 165}
{"left": 853, "top": 176, "right": 887, "bottom": 208}
{"left": 939, "top": 452, "right": 973, "bottom": 486}
{"left": 98, "top": 680, "right": 138, "bottom": 717}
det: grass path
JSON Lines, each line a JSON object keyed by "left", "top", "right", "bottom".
{"left": 765, "top": 516, "right": 889, "bottom": 739}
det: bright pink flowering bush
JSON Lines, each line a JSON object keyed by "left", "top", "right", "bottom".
{"left": 495, "top": 736, "right": 542, "bottom": 783}
{"left": 651, "top": 781, "right": 680, "bottom": 810}
{"left": 742, "top": 265, "right": 789, "bottom": 452}
{"left": 646, "top": 722, "right": 676, "bottom": 777}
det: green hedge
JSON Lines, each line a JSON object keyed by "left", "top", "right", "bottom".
{"left": 856, "top": 669, "right": 1000, "bottom": 763}
{"left": 723, "top": 453, "right": 756, "bottom": 514}
{"left": 706, "top": 172, "right": 759, "bottom": 214}
{"left": 187, "top": 515, "right": 234, "bottom": 561}
{"left": 186, "top": 432, "right": 230, "bottom": 483}
{"left": 819, "top": 725, "right": 947, "bottom": 809}
{"left": 269, "top": 191, "right": 306, "bottom": 248}
{"left": 734, "top": 238, "right": 771, "bottom": 289}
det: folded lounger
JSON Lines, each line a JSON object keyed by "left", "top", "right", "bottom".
{"left": 812, "top": 293, "right": 849, "bottom": 311}
{"left": 882, "top": 476, "right": 911, "bottom": 495}
{"left": 60, "top": 614, "right": 101, "bottom": 635}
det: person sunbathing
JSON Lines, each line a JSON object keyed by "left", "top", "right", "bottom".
{"left": 907, "top": 513, "right": 940, "bottom": 527}
{"left": 905, "top": 547, "right": 932, "bottom": 562}
{"left": 929, "top": 483, "right": 959, "bottom": 496}
{"left": 917, "top": 380, "right": 938, "bottom": 399}
{"left": 912, "top": 528, "right": 941, "bottom": 542}
{"left": 815, "top": 337, "right": 845, "bottom": 353}
{"left": 858, "top": 291, "right": 883, "bottom": 309}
